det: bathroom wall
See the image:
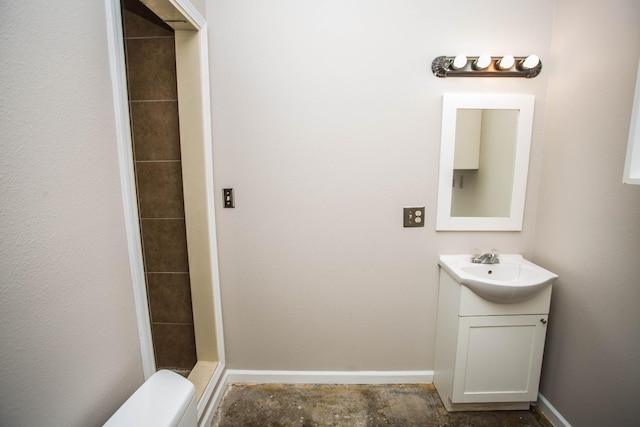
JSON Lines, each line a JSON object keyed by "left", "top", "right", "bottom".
{"left": 122, "top": 0, "right": 197, "bottom": 374}
{"left": 0, "top": 1, "right": 144, "bottom": 426}
{"left": 2, "top": 0, "right": 637, "bottom": 425}
{"left": 533, "top": 0, "right": 640, "bottom": 425}
{"left": 207, "top": 0, "right": 556, "bottom": 370}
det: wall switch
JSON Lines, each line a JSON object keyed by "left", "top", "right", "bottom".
{"left": 223, "top": 188, "right": 234, "bottom": 208}
{"left": 404, "top": 207, "right": 425, "bottom": 227}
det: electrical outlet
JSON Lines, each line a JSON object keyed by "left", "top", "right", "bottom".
{"left": 223, "top": 188, "right": 234, "bottom": 208}
{"left": 404, "top": 207, "right": 425, "bottom": 227}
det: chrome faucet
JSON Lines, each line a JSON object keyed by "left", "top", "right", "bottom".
{"left": 471, "top": 251, "right": 500, "bottom": 264}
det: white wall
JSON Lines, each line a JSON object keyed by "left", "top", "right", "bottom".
{"left": 0, "top": 2, "right": 144, "bottom": 426}
{"left": 208, "top": 0, "right": 555, "bottom": 370}
{"left": 533, "top": 0, "right": 640, "bottom": 425}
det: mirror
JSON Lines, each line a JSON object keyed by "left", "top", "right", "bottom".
{"left": 436, "top": 94, "right": 535, "bottom": 230}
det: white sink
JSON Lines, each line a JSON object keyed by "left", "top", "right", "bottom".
{"left": 438, "top": 254, "right": 558, "bottom": 303}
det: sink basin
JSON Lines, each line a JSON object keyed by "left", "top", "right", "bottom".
{"left": 439, "top": 254, "right": 558, "bottom": 303}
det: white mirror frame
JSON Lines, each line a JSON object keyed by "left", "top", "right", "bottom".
{"left": 436, "top": 94, "right": 535, "bottom": 231}
{"left": 623, "top": 58, "right": 640, "bottom": 185}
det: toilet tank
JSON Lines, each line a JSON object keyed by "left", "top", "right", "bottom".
{"left": 104, "top": 370, "right": 197, "bottom": 427}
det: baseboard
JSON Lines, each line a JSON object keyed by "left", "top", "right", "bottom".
{"left": 536, "top": 393, "right": 572, "bottom": 427}
{"left": 224, "top": 369, "right": 434, "bottom": 384}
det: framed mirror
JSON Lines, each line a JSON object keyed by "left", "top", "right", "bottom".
{"left": 624, "top": 57, "right": 640, "bottom": 185}
{"left": 436, "top": 94, "right": 535, "bottom": 231}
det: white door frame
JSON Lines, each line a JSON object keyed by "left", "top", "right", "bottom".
{"left": 103, "top": 0, "right": 225, "bottom": 398}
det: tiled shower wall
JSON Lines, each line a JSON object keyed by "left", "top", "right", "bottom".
{"left": 122, "top": 0, "right": 197, "bottom": 372}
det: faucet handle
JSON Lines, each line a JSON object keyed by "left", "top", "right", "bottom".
{"left": 471, "top": 249, "right": 485, "bottom": 263}
{"left": 471, "top": 249, "right": 500, "bottom": 263}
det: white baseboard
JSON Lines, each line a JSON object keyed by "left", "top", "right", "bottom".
{"left": 537, "top": 393, "right": 572, "bottom": 427}
{"left": 198, "top": 363, "right": 227, "bottom": 427}
{"left": 224, "top": 369, "right": 434, "bottom": 385}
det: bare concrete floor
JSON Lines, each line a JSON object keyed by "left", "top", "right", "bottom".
{"left": 211, "top": 383, "right": 553, "bottom": 427}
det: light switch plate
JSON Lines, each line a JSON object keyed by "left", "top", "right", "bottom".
{"left": 404, "top": 207, "right": 425, "bottom": 227}
{"left": 223, "top": 188, "right": 234, "bottom": 208}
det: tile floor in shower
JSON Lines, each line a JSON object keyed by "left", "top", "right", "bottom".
{"left": 211, "top": 383, "right": 553, "bottom": 426}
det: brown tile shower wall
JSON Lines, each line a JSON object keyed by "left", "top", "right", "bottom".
{"left": 122, "top": 2, "right": 197, "bottom": 371}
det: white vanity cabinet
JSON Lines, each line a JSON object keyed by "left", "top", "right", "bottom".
{"left": 434, "top": 267, "right": 552, "bottom": 411}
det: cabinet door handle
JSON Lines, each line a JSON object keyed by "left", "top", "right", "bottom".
{"left": 540, "top": 318, "right": 547, "bottom": 324}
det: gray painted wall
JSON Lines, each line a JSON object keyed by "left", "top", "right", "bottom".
{"left": 207, "top": 0, "right": 555, "bottom": 370}
{"left": 533, "top": 0, "right": 640, "bottom": 425}
{"left": 0, "top": 1, "right": 144, "bottom": 425}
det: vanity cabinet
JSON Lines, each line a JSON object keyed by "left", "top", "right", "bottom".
{"left": 434, "top": 268, "right": 552, "bottom": 411}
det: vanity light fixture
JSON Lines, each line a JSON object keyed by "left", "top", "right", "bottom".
{"left": 451, "top": 54, "right": 468, "bottom": 70}
{"left": 497, "top": 55, "right": 515, "bottom": 70}
{"left": 432, "top": 54, "right": 542, "bottom": 78}
{"left": 520, "top": 54, "right": 540, "bottom": 70}
{"left": 474, "top": 54, "right": 492, "bottom": 70}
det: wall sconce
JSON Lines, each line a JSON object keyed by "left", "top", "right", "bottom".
{"left": 432, "top": 54, "right": 542, "bottom": 78}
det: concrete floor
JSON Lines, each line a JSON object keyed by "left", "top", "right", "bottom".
{"left": 211, "top": 383, "right": 553, "bottom": 426}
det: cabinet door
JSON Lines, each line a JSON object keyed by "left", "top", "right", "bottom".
{"left": 452, "top": 315, "right": 548, "bottom": 403}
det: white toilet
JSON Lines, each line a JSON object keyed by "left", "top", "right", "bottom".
{"left": 104, "top": 370, "right": 197, "bottom": 427}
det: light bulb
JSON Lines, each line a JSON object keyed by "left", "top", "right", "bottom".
{"left": 452, "top": 55, "right": 467, "bottom": 69}
{"left": 497, "top": 55, "right": 515, "bottom": 69}
{"left": 522, "top": 54, "right": 540, "bottom": 69}
{"left": 474, "top": 54, "right": 492, "bottom": 70}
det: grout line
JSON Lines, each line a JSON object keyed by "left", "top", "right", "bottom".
{"left": 135, "top": 160, "right": 182, "bottom": 163}
{"left": 146, "top": 271, "right": 190, "bottom": 274}
{"left": 125, "top": 36, "right": 175, "bottom": 40}
{"left": 146, "top": 272, "right": 189, "bottom": 274}
{"left": 152, "top": 322, "right": 195, "bottom": 326}
{"left": 130, "top": 99, "right": 178, "bottom": 103}
{"left": 147, "top": 274, "right": 189, "bottom": 276}
{"left": 139, "top": 218, "right": 186, "bottom": 221}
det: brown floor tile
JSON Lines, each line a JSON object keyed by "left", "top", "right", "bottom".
{"left": 130, "top": 101, "right": 181, "bottom": 161}
{"left": 141, "top": 219, "right": 189, "bottom": 272}
{"left": 126, "top": 38, "right": 177, "bottom": 101}
{"left": 135, "top": 161, "right": 185, "bottom": 218}
{"left": 147, "top": 273, "right": 194, "bottom": 324}
{"left": 152, "top": 323, "right": 197, "bottom": 370}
